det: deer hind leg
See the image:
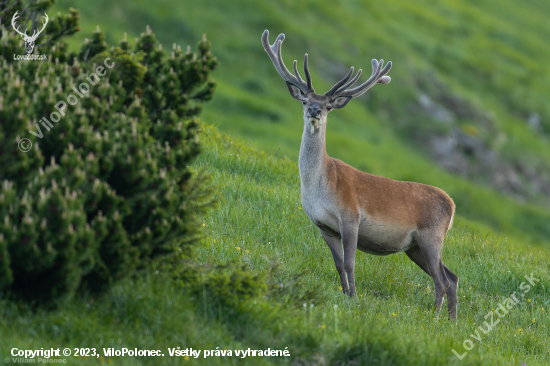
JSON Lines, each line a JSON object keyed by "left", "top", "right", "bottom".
{"left": 405, "top": 235, "right": 450, "bottom": 317}
{"left": 320, "top": 231, "right": 349, "bottom": 295}
{"left": 443, "top": 264, "right": 459, "bottom": 320}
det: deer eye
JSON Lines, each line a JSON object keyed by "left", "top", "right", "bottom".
{"left": 302, "top": 101, "right": 307, "bottom": 105}
{"left": 327, "top": 106, "right": 332, "bottom": 111}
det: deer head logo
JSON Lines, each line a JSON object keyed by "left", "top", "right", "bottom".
{"left": 11, "top": 11, "right": 49, "bottom": 54}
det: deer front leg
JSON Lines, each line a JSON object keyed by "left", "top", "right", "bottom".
{"left": 341, "top": 221, "right": 359, "bottom": 297}
{"left": 320, "top": 231, "right": 349, "bottom": 295}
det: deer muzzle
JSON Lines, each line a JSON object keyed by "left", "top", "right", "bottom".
{"left": 308, "top": 117, "right": 319, "bottom": 134}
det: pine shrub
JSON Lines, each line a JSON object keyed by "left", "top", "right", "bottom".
{"left": 184, "top": 260, "right": 268, "bottom": 307}
{"left": 0, "top": 1, "right": 218, "bottom": 306}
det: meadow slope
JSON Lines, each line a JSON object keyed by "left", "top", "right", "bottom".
{"left": 3, "top": 125, "right": 548, "bottom": 365}
{"left": 195, "top": 125, "right": 550, "bottom": 365}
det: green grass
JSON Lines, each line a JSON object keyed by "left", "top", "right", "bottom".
{"left": 2, "top": 125, "right": 549, "bottom": 365}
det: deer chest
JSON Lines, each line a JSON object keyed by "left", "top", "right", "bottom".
{"left": 301, "top": 185, "right": 340, "bottom": 234}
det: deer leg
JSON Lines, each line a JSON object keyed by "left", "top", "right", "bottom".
{"left": 406, "top": 236, "right": 450, "bottom": 316}
{"left": 405, "top": 245, "right": 430, "bottom": 276}
{"left": 320, "top": 231, "right": 349, "bottom": 295}
{"left": 341, "top": 222, "right": 359, "bottom": 297}
{"left": 443, "top": 264, "right": 459, "bottom": 320}
{"left": 407, "top": 246, "right": 458, "bottom": 320}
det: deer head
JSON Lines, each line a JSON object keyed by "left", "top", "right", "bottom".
{"left": 11, "top": 11, "right": 49, "bottom": 54}
{"left": 261, "top": 30, "right": 391, "bottom": 134}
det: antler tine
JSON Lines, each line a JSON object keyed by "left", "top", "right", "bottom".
{"left": 304, "top": 53, "right": 313, "bottom": 91}
{"left": 275, "top": 38, "right": 308, "bottom": 91}
{"left": 333, "top": 59, "right": 392, "bottom": 98}
{"left": 262, "top": 31, "right": 287, "bottom": 81}
{"left": 335, "top": 69, "right": 363, "bottom": 94}
{"left": 293, "top": 60, "right": 306, "bottom": 85}
{"left": 376, "top": 62, "right": 392, "bottom": 84}
{"left": 262, "top": 30, "right": 312, "bottom": 93}
{"left": 325, "top": 66, "right": 354, "bottom": 97}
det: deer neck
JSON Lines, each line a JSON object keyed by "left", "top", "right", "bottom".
{"left": 298, "top": 118, "right": 329, "bottom": 187}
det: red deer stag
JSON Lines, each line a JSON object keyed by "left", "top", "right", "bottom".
{"left": 262, "top": 30, "right": 459, "bottom": 320}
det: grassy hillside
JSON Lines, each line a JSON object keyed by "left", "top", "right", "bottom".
{"left": 52, "top": 0, "right": 550, "bottom": 247}
{"left": 2, "top": 125, "right": 549, "bottom": 365}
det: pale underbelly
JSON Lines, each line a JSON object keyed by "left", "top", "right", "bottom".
{"left": 357, "top": 224, "right": 416, "bottom": 256}
{"left": 356, "top": 236, "right": 416, "bottom": 256}
{"left": 314, "top": 218, "right": 417, "bottom": 256}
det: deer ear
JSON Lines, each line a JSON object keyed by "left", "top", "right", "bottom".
{"left": 331, "top": 96, "right": 352, "bottom": 109}
{"left": 286, "top": 82, "right": 306, "bottom": 101}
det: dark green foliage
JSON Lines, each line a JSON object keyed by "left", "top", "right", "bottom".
{"left": 194, "top": 260, "right": 267, "bottom": 306}
{"left": 0, "top": 1, "right": 218, "bottom": 305}
{"left": 164, "top": 254, "right": 321, "bottom": 308}
{"left": 163, "top": 251, "right": 267, "bottom": 306}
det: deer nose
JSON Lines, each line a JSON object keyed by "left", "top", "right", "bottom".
{"left": 307, "top": 107, "right": 321, "bottom": 118}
